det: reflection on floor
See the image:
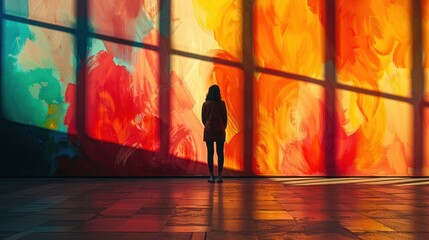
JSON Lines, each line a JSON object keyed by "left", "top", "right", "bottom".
{"left": 0, "top": 177, "right": 428, "bottom": 240}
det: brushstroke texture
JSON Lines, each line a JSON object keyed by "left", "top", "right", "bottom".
{"left": 253, "top": 0, "right": 325, "bottom": 175}
{"left": 28, "top": 0, "right": 75, "bottom": 27}
{"left": 89, "top": 0, "right": 157, "bottom": 62}
{"left": 2, "top": 0, "right": 425, "bottom": 176}
{"left": 171, "top": 0, "right": 244, "bottom": 171}
{"left": 336, "top": 0, "right": 412, "bottom": 175}
{"left": 2, "top": 0, "right": 76, "bottom": 174}
{"left": 3, "top": 20, "right": 74, "bottom": 132}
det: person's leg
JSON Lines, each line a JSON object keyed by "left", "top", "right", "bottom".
{"left": 216, "top": 141, "right": 225, "bottom": 182}
{"left": 206, "top": 141, "right": 215, "bottom": 182}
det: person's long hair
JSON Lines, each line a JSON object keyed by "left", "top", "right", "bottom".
{"left": 205, "top": 84, "right": 221, "bottom": 101}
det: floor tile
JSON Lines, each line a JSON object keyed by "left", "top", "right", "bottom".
{"left": 0, "top": 177, "right": 428, "bottom": 239}
{"left": 72, "top": 218, "right": 128, "bottom": 232}
{"left": 117, "top": 219, "right": 167, "bottom": 232}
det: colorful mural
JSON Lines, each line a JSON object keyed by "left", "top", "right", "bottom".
{"left": 253, "top": 0, "right": 325, "bottom": 175}
{"left": 1, "top": 0, "right": 428, "bottom": 176}
{"left": 170, "top": 0, "right": 244, "bottom": 171}
{"left": 335, "top": 0, "right": 414, "bottom": 175}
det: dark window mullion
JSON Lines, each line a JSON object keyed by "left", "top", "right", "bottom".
{"left": 75, "top": 0, "right": 88, "bottom": 137}
{"left": 412, "top": 0, "right": 424, "bottom": 176}
{"left": 159, "top": 0, "right": 171, "bottom": 163}
{"left": 243, "top": 0, "right": 254, "bottom": 175}
{"left": 2, "top": 13, "right": 75, "bottom": 34}
{"left": 324, "top": 0, "right": 337, "bottom": 176}
{"left": 0, "top": 0, "right": 4, "bottom": 119}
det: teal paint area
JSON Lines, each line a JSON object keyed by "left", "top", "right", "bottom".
{"left": 1, "top": 19, "right": 78, "bottom": 175}
{"left": 4, "top": 0, "right": 29, "bottom": 18}
{"left": 2, "top": 20, "right": 72, "bottom": 133}
{"left": 2, "top": 19, "right": 33, "bottom": 56}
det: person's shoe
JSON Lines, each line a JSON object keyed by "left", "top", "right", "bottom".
{"left": 217, "top": 176, "right": 223, "bottom": 183}
{"left": 208, "top": 176, "right": 215, "bottom": 183}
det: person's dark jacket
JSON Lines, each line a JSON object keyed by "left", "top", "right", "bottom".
{"left": 202, "top": 100, "right": 227, "bottom": 142}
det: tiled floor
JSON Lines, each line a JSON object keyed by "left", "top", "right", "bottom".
{"left": 0, "top": 177, "right": 429, "bottom": 240}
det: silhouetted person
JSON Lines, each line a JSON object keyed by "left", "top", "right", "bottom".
{"left": 202, "top": 85, "right": 227, "bottom": 183}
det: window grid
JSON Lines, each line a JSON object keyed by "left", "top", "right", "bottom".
{"left": 0, "top": 0, "right": 426, "bottom": 175}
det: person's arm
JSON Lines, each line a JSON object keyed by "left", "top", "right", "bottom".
{"left": 202, "top": 103, "right": 206, "bottom": 126}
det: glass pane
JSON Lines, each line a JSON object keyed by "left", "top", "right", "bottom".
{"left": 2, "top": 20, "right": 76, "bottom": 133}
{"left": 171, "top": 0, "right": 242, "bottom": 62}
{"left": 89, "top": 0, "right": 159, "bottom": 46}
{"left": 336, "top": 0, "right": 412, "bottom": 98}
{"left": 170, "top": 55, "right": 244, "bottom": 174}
{"left": 253, "top": 73, "right": 325, "bottom": 175}
{"left": 85, "top": 38, "right": 160, "bottom": 152}
{"left": 4, "top": 0, "right": 76, "bottom": 27}
{"left": 253, "top": 0, "right": 325, "bottom": 80}
{"left": 336, "top": 90, "right": 412, "bottom": 176}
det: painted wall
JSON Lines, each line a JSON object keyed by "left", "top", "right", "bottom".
{"left": 1, "top": 0, "right": 428, "bottom": 176}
